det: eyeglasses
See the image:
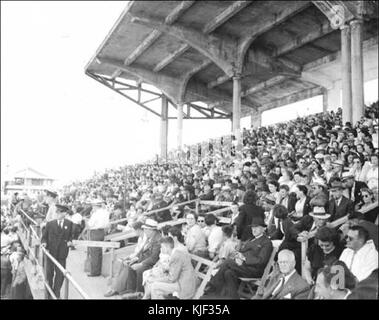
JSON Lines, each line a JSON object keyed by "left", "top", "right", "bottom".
{"left": 362, "top": 194, "right": 371, "bottom": 198}
{"left": 197, "top": 219, "right": 205, "bottom": 223}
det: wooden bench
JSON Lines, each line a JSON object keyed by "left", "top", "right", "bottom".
{"left": 190, "top": 254, "right": 216, "bottom": 299}
{"left": 237, "top": 243, "right": 279, "bottom": 299}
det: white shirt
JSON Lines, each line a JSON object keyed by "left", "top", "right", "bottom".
{"left": 339, "top": 241, "right": 378, "bottom": 281}
{"left": 87, "top": 208, "right": 110, "bottom": 230}
{"left": 207, "top": 225, "right": 223, "bottom": 255}
{"left": 70, "top": 213, "right": 83, "bottom": 225}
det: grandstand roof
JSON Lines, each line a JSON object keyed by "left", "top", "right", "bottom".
{"left": 85, "top": 1, "right": 378, "bottom": 117}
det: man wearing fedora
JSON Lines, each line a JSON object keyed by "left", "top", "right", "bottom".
{"left": 327, "top": 179, "right": 354, "bottom": 222}
{"left": 203, "top": 216, "right": 273, "bottom": 299}
{"left": 122, "top": 218, "right": 162, "bottom": 298}
{"left": 85, "top": 198, "right": 110, "bottom": 277}
{"left": 41, "top": 204, "right": 73, "bottom": 298}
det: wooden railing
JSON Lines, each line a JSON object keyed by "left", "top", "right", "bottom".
{"left": 14, "top": 206, "right": 90, "bottom": 299}
{"left": 300, "top": 201, "right": 378, "bottom": 277}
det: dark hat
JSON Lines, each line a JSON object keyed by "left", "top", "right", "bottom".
{"left": 330, "top": 180, "right": 343, "bottom": 190}
{"left": 56, "top": 204, "right": 70, "bottom": 213}
{"left": 250, "top": 217, "right": 266, "bottom": 228}
{"left": 45, "top": 190, "right": 58, "bottom": 198}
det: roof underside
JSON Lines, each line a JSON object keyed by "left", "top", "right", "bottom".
{"left": 85, "top": 1, "right": 378, "bottom": 117}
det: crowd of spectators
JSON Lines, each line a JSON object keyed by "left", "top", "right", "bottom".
{"left": 2, "top": 101, "right": 378, "bottom": 299}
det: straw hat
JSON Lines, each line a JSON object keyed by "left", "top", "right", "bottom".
{"left": 309, "top": 206, "right": 330, "bottom": 219}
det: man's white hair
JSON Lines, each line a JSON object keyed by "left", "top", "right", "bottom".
{"left": 278, "top": 249, "right": 296, "bottom": 262}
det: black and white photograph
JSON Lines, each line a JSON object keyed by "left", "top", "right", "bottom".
{"left": 1, "top": 0, "right": 378, "bottom": 305}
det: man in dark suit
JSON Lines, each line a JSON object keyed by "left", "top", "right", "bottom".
{"left": 203, "top": 216, "right": 273, "bottom": 299}
{"left": 327, "top": 180, "right": 354, "bottom": 221}
{"left": 341, "top": 173, "right": 368, "bottom": 206}
{"left": 254, "top": 249, "right": 310, "bottom": 299}
{"left": 122, "top": 218, "right": 162, "bottom": 297}
{"left": 41, "top": 204, "right": 73, "bottom": 298}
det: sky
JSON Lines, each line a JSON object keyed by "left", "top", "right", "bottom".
{"left": 1, "top": 1, "right": 378, "bottom": 187}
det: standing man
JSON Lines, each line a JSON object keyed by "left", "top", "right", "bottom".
{"left": 86, "top": 199, "right": 110, "bottom": 277}
{"left": 41, "top": 204, "right": 73, "bottom": 298}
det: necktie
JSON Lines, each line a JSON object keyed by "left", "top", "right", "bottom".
{"left": 59, "top": 220, "right": 63, "bottom": 229}
{"left": 272, "top": 276, "right": 285, "bottom": 298}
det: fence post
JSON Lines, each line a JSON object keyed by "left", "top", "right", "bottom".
{"left": 43, "top": 251, "right": 49, "bottom": 299}
{"left": 110, "top": 248, "right": 115, "bottom": 278}
{"left": 301, "top": 239, "right": 308, "bottom": 278}
{"left": 64, "top": 276, "right": 69, "bottom": 299}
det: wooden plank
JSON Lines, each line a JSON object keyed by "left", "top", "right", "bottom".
{"left": 72, "top": 240, "right": 120, "bottom": 249}
{"left": 203, "top": 1, "right": 251, "bottom": 34}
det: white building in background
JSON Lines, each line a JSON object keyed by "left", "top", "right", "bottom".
{"left": 3, "top": 167, "right": 54, "bottom": 197}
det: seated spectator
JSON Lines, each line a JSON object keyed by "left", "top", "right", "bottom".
{"left": 354, "top": 188, "right": 377, "bottom": 223}
{"left": 277, "top": 185, "right": 296, "bottom": 213}
{"left": 364, "top": 152, "right": 378, "bottom": 196}
{"left": 104, "top": 221, "right": 146, "bottom": 297}
{"left": 339, "top": 225, "right": 378, "bottom": 282}
{"left": 289, "top": 185, "right": 311, "bottom": 222}
{"left": 328, "top": 180, "right": 354, "bottom": 221}
{"left": 1, "top": 249, "right": 12, "bottom": 298}
{"left": 203, "top": 217, "right": 273, "bottom": 299}
{"left": 341, "top": 173, "right": 368, "bottom": 206}
{"left": 182, "top": 212, "right": 207, "bottom": 258}
{"left": 302, "top": 226, "right": 343, "bottom": 285}
{"left": 149, "top": 236, "right": 197, "bottom": 299}
{"left": 235, "top": 190, "right": 265, "bottom": 242}
{"left": 313, "top": 260, "right": 357, "bottom": 299}
{"left": 213, "top": 225, "right": 238, "bottom": 268}
{"left": 204, "top": 214, "right": 223, "bottom": 260}
{"left": 10, "top": 248, "right": 27, "bottom": 299}
{"left": 347, "top": 268, "right": 378, "bottom": 300}
{"left": 254, "top": 249, "right": 310, "bottom": 299}
{"left": 309, "top": 179, "right": 328, "bottom": 209}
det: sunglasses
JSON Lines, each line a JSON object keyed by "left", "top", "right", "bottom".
{"left": 362, "top": 194, "right": 371, "bottom": 198}
{"left": 197, "top": 219, "right": 205, "bottom": 223}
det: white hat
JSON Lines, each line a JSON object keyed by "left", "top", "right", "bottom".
{"left": 341, "top": 172, "right": 355, "bottom": 180}
{"left": 222, "top": 185, "right": 231, "bottom": 191}
{"left": 142, "top": 218, "right": 158, "bottom": 229}
{"left": 309, "top": 206, "right": 330, "bottom": 219}
{"left": 88, "top": 198, "right": 104, "bottom": 206}
{"left": 213, "top": 183, "right": 222, "bottom": 189}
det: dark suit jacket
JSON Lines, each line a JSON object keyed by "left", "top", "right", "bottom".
{"left": 258, "top": 270, "right": 310, "bottom": 299}
{"left": 327, "top": 196, "right": 354, "bottom": 221}
{"left": 347, "top": 269, "right": 378, "bottom": 300}
{"left": 348, "top": 181, "right": 368, "bottom": 206}
{"left": 138, "top": 231, "right": 162, "bottom": 269}
{"left": 199, "top": 191, "right": 215, "bottom": 201}
{"left": 235, "top": 204, "right": 265, "bottom": 241}
{"left": 240, "top": 235, "right": 273, "bottom": 276}
{"left": 41, "top": 219, "right": 73, "bottom": 260}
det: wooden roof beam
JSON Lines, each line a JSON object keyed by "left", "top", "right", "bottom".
{"left": 242, "top": 75, "right": 289, "bottom": 97}
{"left": 121, "top": 1, "right": 195, "bottom": 66}
{"left": 237, "top": 1, "right": 311, "bottom": 72}
{"left": 202, "top": 1, "right": 251, "bottom": 34}
{"left": 130, "top": 14, "right": 237, "bottom": 77}
{"left": 274, "top": 21, "right": 334, "bottom": 56}
{"left": 154, "top": 1, "right": 250, "bottom": 73}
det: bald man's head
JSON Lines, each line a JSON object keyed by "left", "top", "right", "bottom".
{"left": 277, "top": 249, "right": 296, "bottom": 275}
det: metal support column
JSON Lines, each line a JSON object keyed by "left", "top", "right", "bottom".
{"left": 341, "top": 24, "right": 352, "bottom": 124}
{"left": 232, "top": 75, "right": 241, "bottom": 142}
{"left": 350, "top": 19, "right": 365, "bottom": 124}
{"left": 177, "top": 103, "right": 183, "bottom": 150}
{"left": 160, "top": 95, "right": 168, "bottom": 159}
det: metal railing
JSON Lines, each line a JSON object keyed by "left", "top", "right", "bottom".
{"left": 300, "top": 201, "right": 379, "bottom": 277}
{"left": 13, "top": 205, "right": 90, "bottom": 299}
